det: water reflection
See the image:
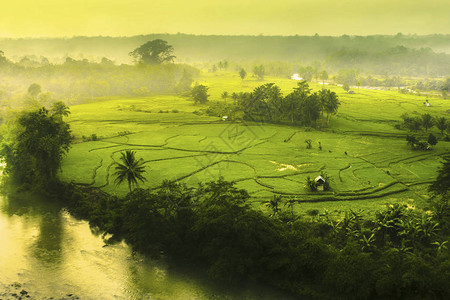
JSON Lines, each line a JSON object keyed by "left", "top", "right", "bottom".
{"left": 33, "top": 212, "right": 63, "bottom": 264}
{"left": 1, "top": 192, "right": 64, "bottom": 264}
{"left": 0, "top": 193, "right": 295, "bottom": 299}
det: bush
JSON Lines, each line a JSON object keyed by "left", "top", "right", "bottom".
{"left": 428, "top": 133, "right": 438, "bottom": 146}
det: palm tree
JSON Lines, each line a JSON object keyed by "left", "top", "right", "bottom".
{"left": 323, "top": 90, "right": 340, "bottom": 124}
{"left": 51, "top": 101, "right": 70, "bottom": 122}
{"left": 435, "top": 117, "right": 447, "bottom": 135}
{"left": 421, "top": 113, "right": 434, "bottom": 132}
{"left": 114, "top": 150, "right": 147, "bottom": 192}
{"left": 221, "top": 91, "right": 228, "bottom": 104}
{"left": 284, "top": 198, "right": 296, "bottom": 214}
{"left": 264, "top": 195, "right": 282, "bottom": 217}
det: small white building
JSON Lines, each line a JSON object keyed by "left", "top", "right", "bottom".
{"left": 315, "top": 175, "right": 326, "bottom": 191}
{"left": 222, "top": 116, "right": 228, "bottom": 121}
{"left": 291, "top": 74, "right": 303, "bottom": 81}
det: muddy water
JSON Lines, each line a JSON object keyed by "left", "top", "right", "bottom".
{"left": 0, "top": 194, "right": 294, "bottom": 299}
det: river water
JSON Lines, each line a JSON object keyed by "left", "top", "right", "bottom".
{"left": 0, "top": 194, "right": 294, "bottom": 299}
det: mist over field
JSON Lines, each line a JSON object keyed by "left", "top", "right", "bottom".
{"left": 1, "top": 34, "right": 450, "bottom": 64}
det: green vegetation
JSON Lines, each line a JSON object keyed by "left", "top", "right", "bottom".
{"left": 205, "top": 81, "right": 339, "bottom": 127}
{"left": 60, "top": 172, "right": 450, "bottom": 299}
{"left": 113, "top": 150, "right": 147, "bottom": 192}
{"left": 1, "top": 34, "right": 448, "bottom": 77}
{"left": 51, "top": 72, "right": 449, "bottom": 219}
{"left": 253, "top": 65, "right": 265, "bottom": 81}
{"left": 129, "top": 39, "right": 176, "bottom": 65}
{"left": 239, "top": 68, "right": 247, "bottom": 81}
{"left": 191, "top": 84, "right": 209, "bottom": 104}
{"left": 0, "top": 50, "right": 198, "bottom": 107}
{"left": 0, "top": 36, "right": 449, "bottom": 299}
{"left": 1, "top": 106, "right": 72, "bottom": 189}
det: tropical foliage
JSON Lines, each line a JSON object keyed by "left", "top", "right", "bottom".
{"left": 209, "top": 81, "right": 340, "bottom": 127}
{"left": 1, "top": 106, "right": 72, "bottom": 188}
{"left": 62, "top": 173, "right": 450, "bottom": 300}
{"left": 113, "top": 150, "right": 147, "bottom": 192}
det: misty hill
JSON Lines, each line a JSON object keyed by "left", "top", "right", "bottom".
{"left": 1, "top": 34, "right": 449, "bottom": 64}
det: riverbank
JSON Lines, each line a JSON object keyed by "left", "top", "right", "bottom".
{"left": 0, "top": 191, "right": 297, "bottom": 300}
{"left": 55, "top": 179, "right": 450, "bottom": 300}
{"left": 0, "top": 282, "right": 79, "bottom": 300}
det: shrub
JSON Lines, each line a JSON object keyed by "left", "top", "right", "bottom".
{"left": 306, "top": 176, "right": 317, "bottom": 191}
{"left": 305, "top": 139, "right": 312, "bottom": 149}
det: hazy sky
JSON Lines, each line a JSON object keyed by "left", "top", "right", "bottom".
{"left": 1, "top": 0, "right": 449, "bottom": 37}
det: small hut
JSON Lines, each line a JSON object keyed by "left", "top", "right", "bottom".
{"left": 315, "top": 175, "right": 326, "bottom": 191}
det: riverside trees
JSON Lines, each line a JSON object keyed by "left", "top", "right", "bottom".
{"left": 63, "top": 175, "right": 450, "bottom": 300}
{"left": 1, "top": 106, "right": 72, "bottom": 188}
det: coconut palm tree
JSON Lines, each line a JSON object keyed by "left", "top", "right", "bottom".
{"left": 51, "top": 101, "right": 71, "bottom": 118}
{"left": 321, "top": 89, "right": 340, "bottom": 124}
{"left": 435, "top": 117, "right": 447, "bottom": 135}
{"left": 421, "top": 113, "right": 434, "bottom": 132}
{"left": 114, "top": 150, "right": 147, "bottom": 192}
{"left": 264, "top": 195, "right": 282, "bottom": 217}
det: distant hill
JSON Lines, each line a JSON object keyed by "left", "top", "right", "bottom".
{"left": 0, "top": 34, "right": 449, "bottom": 77}
{"left": 0, "top": 34, "right": 449, "bottom": 63}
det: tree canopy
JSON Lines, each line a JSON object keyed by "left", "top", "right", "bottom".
{"left": 1, "top": 107, "right": 72, "bottom": 188}
{"left": 191, "top": 84, "right": 209, "bottom": 104}
{"left": 429, "top": 155, "right": 450, "bottom": 196}
{"left": 129, "top": 39, "right": 176, "bottom": 65}
{"left": 114, "top": 150, "right": 147, "bottom": 192}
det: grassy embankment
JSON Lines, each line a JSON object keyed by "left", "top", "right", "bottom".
{"left": 60, "top": 71, "right": 450, "bottom": 217}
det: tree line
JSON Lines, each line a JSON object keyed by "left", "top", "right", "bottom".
{"left": 0, "top": 46, "right": 198, "bottom": 110}
{"left": 401, "top": 113, "right": 449, "bottom": 135}
{"left": 205, "top": 81, "right": 340, "bottom": 127}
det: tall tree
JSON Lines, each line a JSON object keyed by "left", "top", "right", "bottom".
{"left": 51, "top": 101, "right": 71, "bottom": 119}
{"left": 421, "top": 113, "right": 434, "bottom": 132}
{"left": 239, "top": 68, "right": 247, "bottom": 81}
{"left": 264, "top": 195, "right": 283, "bottom": 217}
{"left": 114, "top": 150, "right": 147, "bottom": 192}
{"left": 435, "top": 117, "right": 447, "bottom": 135}
{"left": 244, "top": 83, "right": 282, "bottom": 122}
{"left": 320, "top": 89, "right": 340, "bottom": 124}
{"left": 191, "top": 84, "right": 209, "bottom": 104}
{"left": 300, "top": 93, "right": 321, "bottom": 126}
{"left": 129, "top": 39, "right": 175, "bottom": 65}
{"left": 253, "top": 65, "right": 265, "bottom": 81}
{"left": 1, "top": 107, "right": 72, "bottom": 187}
{"left": 27, "top": 83, "right": 41, "bottom": 98}
{"left": 282, "top": 81, "right": 311, "bottom": 123}
{"left": 429, "top": 155, "right": 450, "bottom": 196}
{"left": 221, "top": 91, "right": 228, "bottom": 104}
{"left": 320, "top": 70, "right": 328, "bottom": 85}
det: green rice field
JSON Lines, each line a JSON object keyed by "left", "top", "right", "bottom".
{"left": 60, "top": 72, "right": 450, "bottom": 216}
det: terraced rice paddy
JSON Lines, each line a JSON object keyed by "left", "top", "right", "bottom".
{"left": 60, "top": 73, "right": 450, "bottom": 216}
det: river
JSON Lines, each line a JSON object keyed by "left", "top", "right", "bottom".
{"left": 0, "top": 193, "right": 295, "bottom": 299}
